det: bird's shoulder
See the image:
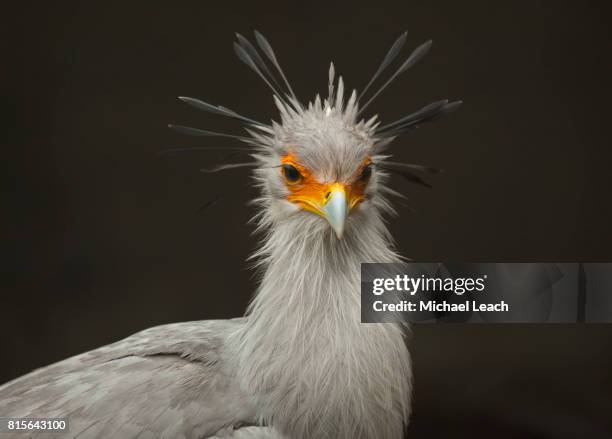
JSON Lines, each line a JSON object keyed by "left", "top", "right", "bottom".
{"left": 102, "top": 317, "right": 246, "bottom": 364}
{"left": 0, "top": 318, "right": 253, "bottom": 438}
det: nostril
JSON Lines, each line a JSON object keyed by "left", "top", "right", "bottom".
{"left": 325, "top": 192, "right": 331, "bottom": 200}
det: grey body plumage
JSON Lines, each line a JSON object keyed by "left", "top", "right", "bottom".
{"left": 0, "top": 320, "right": 267, "bottom": 438}
{"left": 0, "top": 31, "right": 460, "bottom": 438}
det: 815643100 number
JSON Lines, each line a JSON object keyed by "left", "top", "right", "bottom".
{"left": 0, "top": 417, "right": 69, "bottom": 432}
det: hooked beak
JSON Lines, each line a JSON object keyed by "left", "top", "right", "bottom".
{"left": 322, "top": 185, "right": 349, "bottom": 239}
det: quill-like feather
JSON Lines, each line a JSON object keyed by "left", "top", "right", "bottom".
{"left": 233, "top": 42, "right": 289, "bottom": 103}
{"left": 200, "top": 162, "right": 259, "bottom": 173}
{"left": 178, "top": 96, "right": 265, "bottom": 127}
{"left": 379, "top": 165, "right": 433, "bottom": 188}
{"left": 379, "top": 100, "right": 462, "bottom": 137}
{"left": 328, "top": 62, "right": 335, "bottom": 102}
{"left": 235, "top": 33, "right": 284, "bottom": 92}
{"left": 254, "top": 31, "right": 297, "bottom": 101}
{"left": 157, "top": 146, "right": 249, "bottom": 156}
{"left": 358, "top": 32, "right": 408, "bottom": 101}
{"left": 377, "top": 100, "right": 449, "bottom": 133}
{"left": 196, "top": 195, "right": 222, "bottom": 213}
{"left": 379, "top": 161, "right": 442, "bottom": 174}
{"left": 358, "top": 40, "right": 433, "bottom": 115}
{"left": 168, "top": 124, "right": 250, "bottom": 141}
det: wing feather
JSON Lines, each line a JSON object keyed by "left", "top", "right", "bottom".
{"left": 0, "top": 319, "right": 258, "bottom": 438}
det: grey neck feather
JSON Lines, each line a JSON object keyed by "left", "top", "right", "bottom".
{"left": 230, "top": 208, "right": 412, "bottom": 439}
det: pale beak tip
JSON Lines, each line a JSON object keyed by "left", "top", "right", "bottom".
{"left": 323, "top": 189, "right": 348, "bottom": 240}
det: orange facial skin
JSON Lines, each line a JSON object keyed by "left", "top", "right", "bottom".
{"left": 281, "top": 152, "right": 371, "bottom": 216}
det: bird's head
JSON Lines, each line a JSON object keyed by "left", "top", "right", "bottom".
{"left": 169, "top": 31, "right": 461, "bottom": 241}
{"left": 251, "top": 91, "right": 385, "bottom": 240}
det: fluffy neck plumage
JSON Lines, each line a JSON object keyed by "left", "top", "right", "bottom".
{"left": 232, "top": 207, "right": 412, "bottom": 439}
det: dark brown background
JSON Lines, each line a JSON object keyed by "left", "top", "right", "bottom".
{"left": 4, "top": 1, "right": 612, "bottom": 437}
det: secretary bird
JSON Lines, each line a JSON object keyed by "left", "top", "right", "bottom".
{"left": 0, "top": 31, "right": 460, "bottom": 438}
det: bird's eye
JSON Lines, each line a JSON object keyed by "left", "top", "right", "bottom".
{"left": 360, "top": 164, "right": 373, "bottom": 182}
{"left": 282, "top": 164, "right": 302, "bottom": 183}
